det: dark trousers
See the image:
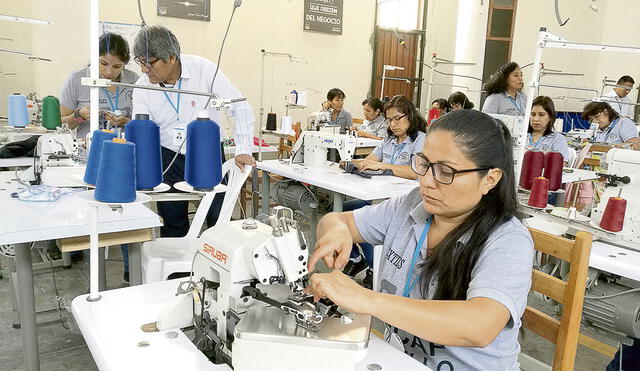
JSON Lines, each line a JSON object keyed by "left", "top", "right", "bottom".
{"left": 343, "top": 199, "right": 374, "bottom": 267}
{"left": 159, "top": 146, "right": 226, "bottom": 238}
{"left": 607, "top": 337, "right": 640, "bottom": 371}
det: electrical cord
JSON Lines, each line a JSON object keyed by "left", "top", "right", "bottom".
{"left": 137, "top": 0, "right": 147, "bottom": 26}
{"left": 584, "top": 287, "right": 640, "bottom": 300}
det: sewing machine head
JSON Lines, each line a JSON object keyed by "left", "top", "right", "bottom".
{"left": 307, "top": 111, "right": 331, "bottom": 131}
{"left": 291, "top": 130, "right": 357, "bottom": 167}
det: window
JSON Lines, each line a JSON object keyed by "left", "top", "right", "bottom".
{"left": 377, "top": 0, "right": 420, "bottom": 30}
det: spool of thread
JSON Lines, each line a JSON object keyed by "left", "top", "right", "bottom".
{"left": 280, "top": 116, "right": 293, "bottom": 134}
{"left": 8, "top": 93, "right": 29, "bottom": 127}
{"left": 296, "top": 91, "right": 308, "bottom": 107}
{"left": 125, "top": 114, "right": 163, "bottom": 190}
{"left": 41, "top": 96, "right": 62, "bottom": 130}
{"left": 185, "top": 111, "right": 222, "bottom": 191}
{"left": 94, "top": 138, "right": 137, "bottom": 203}
{"left": 553, "top": 189, "right": 566, "bottom": 207}
{"left": 519, "top": 150, "right": 544, "bottom": 190}
{"left": 543, "top": 152, "right": 564, "bottom": 191}
{"left": 266, "top": 112, "right": 277, "bottom": 131}
{"left": 528, "top": 177, "right": 549, "bottom": 208}
{"left": 83, "top": 129, "right": 117, "bottom": 185}
{"left": 600, "top": 197, "right": 627, "bottom": 232}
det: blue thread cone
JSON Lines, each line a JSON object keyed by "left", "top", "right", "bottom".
{"left": 125, "top": 114, "right": 162, "bottom": 190}
{"left": 185, "top": 111, "right": 222, "bottom": 191}
{"left": 94, "top": 139, "right": 137, "bottom": 203}
{"left": 8, "top": 93, "right": 29, "bottom": 127}
{"left": 84, "top": 130, "right": 118, "bottom": 185}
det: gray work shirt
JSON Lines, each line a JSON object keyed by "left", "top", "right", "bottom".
{"left": 359, "top": 114, "right": 388, "bottom": 138}
{"left": 326, "top": 108, "right": 353, "bottom": 130}
{"left": 372, "top": 131, "right": 426, "bottom": 166}
{"left": 353, "top": 187, "right": 534, "bottom": 370}
{"left": 60, "top": 67, "right": 139, "bottom": 139}
{"left": 593, "top": 117, "right": 639, "bottom": 144}
{"left": 482, "top": 91, "right": 527, "bottom": 116}
{"left": 526, "top": 132, "right": 570, "bottom": 162}
{"left": 603, "top": 90, "right": 634, "bottom": 119}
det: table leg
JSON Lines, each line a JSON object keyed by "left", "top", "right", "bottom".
{"left": 332, "top": 191, "right": 344, "bottom": 212}
{"left": 128, "top": 242, "right": 142, "bottom": 286}
{"left": 4, "top": 254, "right": 21, "bottom": 328}
{"left": 62, "top": 252, "right": 71, "bottom": 269}
{"left": 98, "top": 247, "right": 106, "bottom": 291}
{"left": 261, "top": 171, "right": 271, "bottom": 215}
{"left": 14, "top": 242, "right": 40, "bottom": 371}
{"left": 251, "top": 167, "right": 259, "bottom": 218}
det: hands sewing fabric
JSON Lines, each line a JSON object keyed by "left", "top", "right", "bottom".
{"left": 104, "top": 112, "right": 129, "bottom": 127}
{"left": 235, "top": 153, "right": 256, "bottom": 171}
{"left": 304, "top": 270, "right": 372, "bottom": 314}
{"left": 354, "top": 159, "right": 384, "bottom": 171}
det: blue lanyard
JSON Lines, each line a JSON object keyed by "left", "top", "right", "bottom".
{"left": 507, "top": 94, "right": 523, "bottom": 115}
{"left": 390, "top": 142, "right": 408, "bottom": 164}
{"left": 402, "top": 218, "right": 432, "bottom": 297}
{"left": 162, "top": 78, "right": 182, "bottom": 121}
{"left": 528, "top": 133, "right": 544, "bottom": 148}
{"left": 100, "top": 87, "right": 120, "bottom": 112}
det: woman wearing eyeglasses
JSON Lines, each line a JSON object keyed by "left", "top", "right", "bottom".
{"left": 581, "top": 101, "right": 639, "bottom": 149}
{"left": 60, "top": 33, "right": 139, "bottom": 139}
{"left": 352, "top": 95, "right": 426, "bottom": 180}
{"left": 527, "top": 96, "right": 569, "bottom": 164}
{"left": 307, "top": 110, "right": 533, "bottom": 370}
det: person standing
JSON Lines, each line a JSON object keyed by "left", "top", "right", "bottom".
{"left": 603, "top": 75, "right": 635, "bottom": 119}
{"left": 481, "top": 62, "right": 526, "bottom": 116}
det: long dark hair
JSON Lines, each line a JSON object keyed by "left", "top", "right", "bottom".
{"left": 422, "top": 110, "right": 518, "bottom": 300}
{"left": 448, "top": 91, "right": 474, "bottom": 109}
{"left": 528, "top": 96, "right": 556, "bottom": 136}
{"left": 483, "top": 62, "right": 520, "bottom": 95}
{"left": 385, "top": 95, "right": 427, "bottom": 141}
{"left": 431, "top": 98, "right": 451, "bottom": 112}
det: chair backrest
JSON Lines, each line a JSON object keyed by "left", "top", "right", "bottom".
{"left": 185, "top": 159, "right": 252, "bottom": 238}
{"left": 522, "top": 228, "right": 592, "bottom": 371}
{"left": 352, "top": 118, "right": 364, "bottom": 125}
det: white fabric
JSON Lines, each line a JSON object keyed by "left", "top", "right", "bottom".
{"left": 132, "top": 54, "right": 254, "bottom": 156}
{"left": 603, "top": 90, "right": 634, "bottom": 119}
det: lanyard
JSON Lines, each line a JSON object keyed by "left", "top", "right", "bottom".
{"left": 100, "top": 87, "right": 120, "bottom": 112}
{"left": 402, "top": 218, "right": 432, "bottom": 297}
{"left": 163, "top": 78, "right": 183, "bottom": 121}
{"left": 528, "top": 133, "right": 544, "bottom": 148}
{"left": 598, "top": 118, "right": 619, "bottom": 139}
{"left": 507, "top": 94, "right": 523, "bottom": 115}
{"left": 390, "top": 142, "right": 408, "bottom": 164}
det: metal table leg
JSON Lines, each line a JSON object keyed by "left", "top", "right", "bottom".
{"left": 261, "top": 171, "right": 271, "bottom": 215}
{"left": 3, "top": 254, "right": 21, "bottom": 328}
{"left": 14, "top": 242, "right": 40, "bottom": 371}
{"left": 98, "top": 247, "right": 106, "bottom": 291}
{"left": 251, "top": 167, "right": 259, "bottom": 218}
{"left": 128, "top": 242, "right": 142, "bottom": 286}
{"left": 332, "top": 191, "right": 344, "bottom": 212}
{"left": 62, "top": 252, "right": 72, "bottom": 269}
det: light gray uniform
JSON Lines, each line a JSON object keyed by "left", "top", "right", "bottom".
{"left": 526, "top": 132, "right": 570, "bottom": 162}
{"left": 372, "top": 131, "right": 426, "bottom": 166}
{"left": 482, "top": 91, "right": 527, "bottom": 116}
{"left": 60, "top": 67, "right": 139, "bottom": 139}
{"left": 353, "top": 187, "right": 534, "bottom": 370}
{"left": 593, "top": 117, "right": 639, "bottom": 144}
{"left": 359, "top": 114, "right": 388, "bottom": 138}
{"left": 603, "top": 90, "right": 634, "bottom": 119}
{"left": 326, "top": 108, "right": 352, "bottom": 130}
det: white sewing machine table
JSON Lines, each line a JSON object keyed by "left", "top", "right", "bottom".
{"left": 72, "top": 279, "right": 429, "bottom": 371}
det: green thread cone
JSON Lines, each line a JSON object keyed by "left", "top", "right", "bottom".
{"left": 42, "top": 95, "right": 62, "bottom": 129}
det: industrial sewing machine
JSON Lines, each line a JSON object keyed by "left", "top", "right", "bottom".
{"left": 306, "top": 111, "right": 331, "bottom": 131}
{"left": 152, "top": 207, "right": 373, "bottom": 370}
{"left": 520, "top": 148, "right": 640, "bottom": 342}
{"left": 18, "top": 126, "right": 86, "bottom": 186}
{"left": 291, "top": 130, "right": 357, "bottom": 167}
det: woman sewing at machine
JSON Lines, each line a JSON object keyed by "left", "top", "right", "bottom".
{"left": 307, "top": 110, "right": 533, "bottom": 370}
{"left": 60, "top": 33, "right": 139, "bottom": 140}
{"left": 527, "top": 96, "right": 570, "bottom": 164}
{"left": 581, "top": 101, "right": 639, "bottom": 149}
{"left": 352, "top": 95, "right": 426, "bottom": 180}
{"left": 321, "top": 88, "right": 352, "bottom": 131}
{"left": 349, "top": 97, "right": 387, "bottom": 139}
{"left": 481, "top": 62, "right": 526, "bottom": 116}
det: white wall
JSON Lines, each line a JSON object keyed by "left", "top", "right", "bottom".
{"left": 1, "top": 0, "right": 376, "bottom": 134}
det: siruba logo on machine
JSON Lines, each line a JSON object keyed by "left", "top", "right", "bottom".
{"left": 203, "top": 243, "right": 228, "bottom": 265}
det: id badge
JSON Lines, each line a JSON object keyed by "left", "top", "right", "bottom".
{"left": 384, "top": 325, "right": 405, "bottom": 351}
{"left": 173, "top": 126, "right": 186, "bottom": 147}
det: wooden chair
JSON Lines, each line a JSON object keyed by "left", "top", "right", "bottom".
{"left": 352, "top": 118, "right": 364, "bottom": 125}
{"left": 277, "top": 122, "right": 301, "bottom": 159}
{"left": 520, "top": 228, "right": 615, "bottom": 370}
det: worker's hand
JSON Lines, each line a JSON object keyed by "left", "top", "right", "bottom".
{"left": 308, "top": 221, "right": 353, "bottom": 272}
{"left": 235, "top": 153, "right": 256, "bottom": 171}
{"left": 304, "top": 270, "right": 373, "bottom": 314}
{"left": 356, "top": 159, "right": 384, "bottom": 171}
{"left": 79, "top": 106, "right": 91, "bottom": 120}
{"left": 322, "top": 101, "right": 331, "bottom": 110}
{"left": 104, "top": 112, "right": 129, "bottom": 127}
{"left": 349, "top": 125, "right": 358, "bottom": 131}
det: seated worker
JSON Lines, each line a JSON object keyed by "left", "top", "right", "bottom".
{"left": 322, "top": 88, "right": 352, "bottom": 131}
{"left": 603, "top": 75, "right": 635, "bottom": 119}
{"left": 350, "top": 97, "right": 387, "bottom": 139}
{"left": 581, "top": 101, "right": 639, "bottom": 149}
{"left": 307, "top": 109, "right": 534, "bottom": 370}
{"left": 431, "top": 98, "right": 451, "bottom": 112}
{"left": 528, "top": 96, "right": 570, "bottom": 164}
{"left": 60, "top": 33, "right": 139, "bottom": 139}
{"left": 482, "top": 62, "right": 526, "bottom": 116}
{"left": 448, "top": 91, "right": 474, "bottom": 110}
{"left": 341, "top": 95, "right": 427, "bottom": 285}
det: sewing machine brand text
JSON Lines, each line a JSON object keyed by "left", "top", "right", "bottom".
{"left": 203, "top": 243, "right": 228, "bottom": 265}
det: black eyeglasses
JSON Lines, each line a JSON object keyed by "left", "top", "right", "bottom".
{"left": 386, "top": 114, "right": 407, "bottom": 124}
{"left": 134, "top": 57, "right": 161, "bottom": 69}
{"left": 411, "top": 153, "right": 491, "bottom": 185}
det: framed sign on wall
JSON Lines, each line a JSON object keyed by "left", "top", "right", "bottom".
{"left": 157, "top": 0, "right": 211, "bottom": 22}
{"left": 303, "top": 0, "right": 343, "bottom": 35}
